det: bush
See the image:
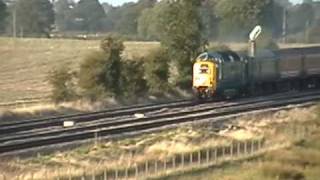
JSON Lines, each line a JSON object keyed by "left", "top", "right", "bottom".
{"left": 48, "top": 65, "right": 77, "bottom": 103}
{"left": 78, "top": 36, "right": 123, "bottom": 101}
{"left": 120, "top": 60, "right": 148, "bottom": 101}
{"left": 144, "top": 48, "right": 170, "bottom": 95}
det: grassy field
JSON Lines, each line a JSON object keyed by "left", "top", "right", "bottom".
{"left": 0, "top": 38, "right": 159, "bottom": 103}
{"left": 0, "top": 37, "right": 319, "bottom": 104}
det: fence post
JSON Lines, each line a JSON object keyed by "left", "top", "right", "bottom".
{"left": 214, "top": 148, "right": 217, "bottom": 163}
{"left": 222, "top": 146, "right": 225, "bottom": 159}
{"left": 115, "top": 169, "right": 118, "bottom": 180}
{"left": 230, "top": 142, "right": 234, "bottom": 157}
{"left": 92, "top": 171, "right": 96, "bottom": 180}
{"left": 135, "top": 165, "right": 138, "bottom": 178}
{"left": 198, "top": 150, "right": 201, "bottom": 165}
{"left": 251, "top": 139, "right": 255, "bottom": 154}
{"left": 206, "top": 149, "right": 210, "bottom": 164}
{"left": 258, "top": 139, "right": 261, "bottom": 151}
{"left": 155, "top": 160, "right": 158, "bottom": 174}
{"left": 181, "top": 154, "right": 185, "bottom": 167}
{"left": 125, "top": 167, "right": 128, "bottom": 179}
{"left": 173, "top": 156, "right": 177, "bottom": 169}
{"left": 190, "top": 152, "right": 193, "bottom": 165}
{"left": 164, "top": 158, "right": 167, "bottom": 171}
{"left": 237, "top": 142, "right": 240, "bottom": 156}
{"left": 145, "top": 160, "right": 149, "bottom": 176}
{"left": 244, "top": 140, "right": 248, "bottom": 155}
{"left": 104, "top": 169, "right": 107, "bottom": 180}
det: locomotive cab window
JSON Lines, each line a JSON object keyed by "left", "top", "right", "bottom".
{"left": 200, "top": 64, "right": 210, "bottom": 74}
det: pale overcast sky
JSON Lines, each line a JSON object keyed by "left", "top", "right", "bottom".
{"left": 100, "top": 0, "right": 303, "bottom": 7}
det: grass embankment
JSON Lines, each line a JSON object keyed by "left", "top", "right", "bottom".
{"left": 161, "top": 107, "right": 320, "bottom": 180}
{"left": 0, "top": 106, "right": 318, "bottom": 179}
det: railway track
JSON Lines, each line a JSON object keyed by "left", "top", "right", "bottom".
{"left": 0, "top": 91, "right": 320, "bottom": 156}
{"left": 0, "top": 99, "right": 199, "bottom": 134}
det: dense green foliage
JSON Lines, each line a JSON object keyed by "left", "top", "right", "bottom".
{"left": 15, "top": 0, "right": 54, "bottom": 37}
{"left": 158, "top": 0, "right": 203, "bottom": 88}
{"left": 144, "top": 48, "right": 170, "bottom": 95}
{"left": 0, "top": 0, "right": 7, "bottom": 33}
{"left": 215, "top": 0, "right": 281, "bottom": 39}
{"left": 71, "top": 0, "right": 106, "bottom": 32}
{"left": 54, "top": 0, "right": 75, "bottom": 31}
{"left": 120, "top": 60, "right": 147, "bottom": 100}
{"left": 48, "top": 66, "right": 76, "bottom": 103}
{"left": 78, "top": 36, "right": 122, "bottom": 100}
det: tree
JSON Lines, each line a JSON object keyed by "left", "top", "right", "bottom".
{"left": 107, "top": 0, "right": 156, "bottom": 36}
{"left": 215, "top": 0, "right": 278, "bottom": 39}
{"left": 144, "top": 48, "right": 169, "bottom": 95}
{"left": 16, "top": 0, "right": 54, "bottom": 37}
{"left": 0, "top": 0, "right": 7, "bottom": 33}
{"left": 54, "top": 0, "right": 75, "bottom": 31}
{"left": 71, "top": 0, "right": 106, "bottom": 32}
{"left": 78, "top": 36, "right": 123, "bottom": 100}
{"left": 288, "top": 3, "right": 315, "bottom": 34}
{"left": 158, "top": 0, "right": 204, "bottom": 88}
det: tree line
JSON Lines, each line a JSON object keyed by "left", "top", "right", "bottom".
{"left": 0, "top": 0, "right": 319, "bottom": 41}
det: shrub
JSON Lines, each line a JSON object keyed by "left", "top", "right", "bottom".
{"left": 144, "top": 48, "right": 170, "bottom": 95}
{"left": 48, "top": 65, "right": 77, "bottom": 103}
{"left": 120, "top": 60, "right": 148, "bottom": 101}
{"left": 78, "top": 36, "right": 123, "bottom": 101}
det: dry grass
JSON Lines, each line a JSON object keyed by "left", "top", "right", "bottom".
{"left": 0, "top": 38, "right": 159, "bottom": 104}
{"left": 1, "top": 106, "right": 319, "bottom": 179}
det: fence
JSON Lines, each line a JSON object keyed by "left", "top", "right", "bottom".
{"left": 1, "top": 124, "right": 317, "bottom": 180}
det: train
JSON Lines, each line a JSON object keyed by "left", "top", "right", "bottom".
{"left": 192, "top": 47, "right": 320, "bottom": 99}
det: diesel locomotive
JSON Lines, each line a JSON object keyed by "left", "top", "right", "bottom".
{"left": 192, "top": 47, "right": 320, "bottom": 99}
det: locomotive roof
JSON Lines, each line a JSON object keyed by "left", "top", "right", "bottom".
{"left": 197, "top": 51, "right": 242, "bottom": 62}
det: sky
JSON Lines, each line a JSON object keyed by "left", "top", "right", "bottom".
{"left": 100, "top": 0, "right": 303, "bottom": 7}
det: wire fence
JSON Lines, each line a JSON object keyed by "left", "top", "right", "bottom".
{"left": 0, "top": 124, "right": 317, "bottom": 180}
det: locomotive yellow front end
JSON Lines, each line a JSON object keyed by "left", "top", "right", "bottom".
{"left": 193, "top": 57, "right": 217, "bottom": 99}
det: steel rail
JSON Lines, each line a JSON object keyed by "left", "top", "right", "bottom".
{"left": 0, "top": 91, "right": 319, "bottom": 155}
{"left": 0, "top": 91, "right": 308, "bottom": 144}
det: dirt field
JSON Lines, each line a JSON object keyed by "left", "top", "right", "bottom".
{"left": 0, "top": 37, "right": 319, "bottom": 104}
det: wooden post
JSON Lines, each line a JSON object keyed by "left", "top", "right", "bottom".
{"left": 222, "top": 146, "right": 225, "bottom": 158}
{"left": 237, "top": 142, "right": 240, "bottom": 156}
{"left": 198, "top": 150, "right": 201, "bottom": 165}
{"left": 104, "top": 169, "right": 107, "bottom": 180}
{"left": 230, "top": 142, "right": 234, "bottom": 157}
{"left": 258, "top": 139, "right": 261, "bottom": 150}
{"left": 135, "top": 165, "right": 138, "bottom": 177}
{"left": 251, "top": 139, "right": 255, "bottom": 154}
{"left": 155, "top": 160, "right": 158, "bottom": 173}
{"left": 206, "top": 149, "right": 210, "bottom": 164}
{"left": 115, "top": 169, "right": 118, "bottom": 180}
{"left": 190, "top": 152, "right": 193, "bottom": 164}
{"left": 172, "top": 156, "right": 176, "bottom": 169}
{"left": 164, "top": 158, "right": 167, "bottom": 170}
{"left": 145, "top": 161, "right": 149, "bottom": 175}
{"left": 125, "top": 167, "right": 128, "bottom": 179}
{"left": 244, "top": 141, "right": 247, "bottom": 155}
{"left": 181, "top": 154, "right": 185, "bottom": 167}
{"left": 214, "top": 149, "right": 217, "bottom": 163}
